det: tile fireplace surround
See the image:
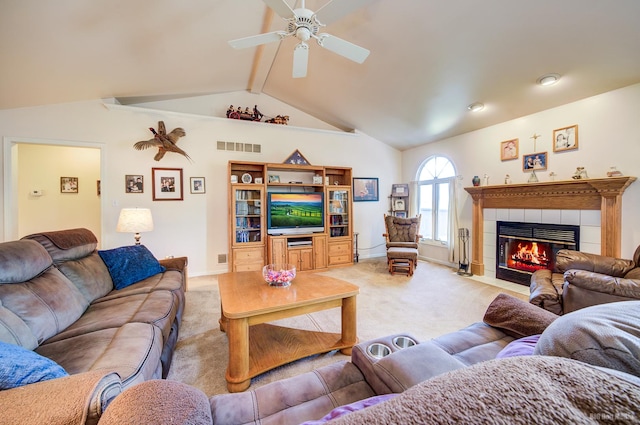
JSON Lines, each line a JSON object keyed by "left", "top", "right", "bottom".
{"left": 464, "top": 176, "right": 636, "bottom": 278}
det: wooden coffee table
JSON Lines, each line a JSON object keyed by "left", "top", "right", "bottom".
{"left": 218, "top": 271, "right": 359, "bottom": 392}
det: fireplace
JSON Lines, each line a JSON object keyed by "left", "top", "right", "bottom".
{"left": 496, "top": 221, "right": 580, "bottom": 286}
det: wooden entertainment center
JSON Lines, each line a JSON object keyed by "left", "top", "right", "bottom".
{"left": 228, "top": 161, "right": 353, "bottom": 272}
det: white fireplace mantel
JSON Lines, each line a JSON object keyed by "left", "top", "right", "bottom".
{"left": 464, "top": 176, "right": 636, "bottom": 276}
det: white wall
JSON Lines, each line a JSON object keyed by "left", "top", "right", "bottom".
{"left": 0, "top": 93, "right": 400, "bottom": 275}
{"left": 402, "top": 83, "right": 640, "bottom": 264}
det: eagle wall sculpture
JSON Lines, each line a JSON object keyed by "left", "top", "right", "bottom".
{"left": 134, "top": 121, "right": 190, "bottom": 161}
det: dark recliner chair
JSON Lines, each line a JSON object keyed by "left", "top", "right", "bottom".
{"left": 529, "top": 246, "right": 640, "bottom": 315}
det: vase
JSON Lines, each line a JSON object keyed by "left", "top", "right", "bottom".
{"left": 472, "top": 176, "right": 481, "bottom": 186}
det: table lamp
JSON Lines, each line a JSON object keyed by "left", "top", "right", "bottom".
{"left": 116, "top": 208, "right": 154, "bottom": 245}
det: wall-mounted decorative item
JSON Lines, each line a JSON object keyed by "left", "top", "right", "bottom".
{"left": 152, "top": 168, "right": 183, "bottom": 201}
{"left": 268, "top": 175, "right": 280, "bottom": 183}
{"left": 523, "top": 152, "right": 548, "bottom": 171}
{"left": 190, "top": 177, "right": 206, "bottom": 194}
{"left": 134, "top": 121, "right": 190, "bottom": 161}
{"left": 500, "top": 138, "right": 519, "bottom": 161}
{"left": 125, "top": 175, "right": 144, "bottom": 193}
{"left": 395, "top": 211, "right": 407, "bottom": 218}
{"left": 553, "top": 125, "right": 578, "bottom": 152}
{"left": 393, "top": 199, "right": 405, "bottom": 210}
{"left": 60, "top": 177, "right": 78, "bottom": 193}
{"left": 283, "top": 149, "right": 310, "bottom": 165}
{"left": 392, "top": 183, "right": 409, "bottom": 196}
{"left": 353, "top": 177, "right": 379, "bottom": 202}
{"left": 97, "top": 180, "right": 101, "bottom": 196}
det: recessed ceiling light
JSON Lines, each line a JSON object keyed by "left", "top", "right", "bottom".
{"left": 537, "top": 73, "right": 561, "bottom": 86}
{"left": 467, "top": 102, "right": 484, "bottom": 112}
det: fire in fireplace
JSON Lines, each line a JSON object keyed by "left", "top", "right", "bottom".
{"left": 496, "top": 221, "right": 580, "bottom": 286}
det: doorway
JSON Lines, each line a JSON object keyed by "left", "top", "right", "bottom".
{"left": 3, "top": 137, "right": 104, "bottom": 242}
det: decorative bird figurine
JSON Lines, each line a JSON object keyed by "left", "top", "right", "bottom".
{"left": 134, "top": 121, "right": 190, "bottom": 161}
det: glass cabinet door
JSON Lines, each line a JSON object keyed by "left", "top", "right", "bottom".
{"left": 233, "top": 188, "right": 263, "bottom": 244}
{"left": 328, "top": 189, "right": 350, "bottom": 238}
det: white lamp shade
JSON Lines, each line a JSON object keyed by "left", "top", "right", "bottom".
{"left": 116, "top": 208, "right": 154, "bottom": 233}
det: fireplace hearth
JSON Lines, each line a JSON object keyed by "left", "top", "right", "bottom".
{"left": 496, "top": 221, "right": 580, "bottom": 286}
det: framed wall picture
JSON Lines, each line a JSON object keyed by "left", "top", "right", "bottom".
{"left": 392, "top": 183, "right": 409, "bottom": 196}
{"left": 125, "top": 174, "right": 144, "bottom": 193}
{"left": 152, "top": 168, "right": 183, "bottom": 201}
{"left": 60, "top": 177, "right": 78, "bottom": 193}
{"left": 353, "top": 177, "right": 379, "bottom": 202}
{"left": 522, "top": 152, "right": 548, "bottom": 171}
{"left": 500, "top": 138, "right": 519, "bottom": 161}
{"left": 97, "top": 180, "right": 101, "bottom": 196}
{"left": 553, "top": 125, "right": 578, "bottom": 152}
{"left": 190, "top": 177, "right": 206, "bottom": 194}
{"left": 393, "top": 199, "right": 405, "bottom": 210}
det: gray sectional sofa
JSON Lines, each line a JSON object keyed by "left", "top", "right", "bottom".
{"left": 0, "top": 228, "right": 187, "bottom": 425}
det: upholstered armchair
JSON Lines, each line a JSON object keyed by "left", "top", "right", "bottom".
{"left": 383, "top": 214, "right": 421, "bottom": 249}
{"left": 383, "top": 215, "right": 421, "bottom": 275}
{"left": 529, "top": 246, "right": 640, "bottom": 315}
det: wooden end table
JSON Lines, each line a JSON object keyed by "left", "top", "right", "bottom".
{"left": 218, "top": 271, "right": 359, "bottom": 392}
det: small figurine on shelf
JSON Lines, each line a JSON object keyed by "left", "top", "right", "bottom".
{"left": 504, "top": 174, "right": 511, "bottom": 185}
{"left": 483, "top": 174, "right": 490, "bottom": 186}
{"left": 472, "top": 176, "right": 481, "bottom": 186}
{"left": 572, "top": 167, "right": 589, "bottom": 180}
{"left": 528, "top": 170, "right": 539, "bottom": 183}
{"left": 549, "top": 172, "right": 557, "bottom": 181}
{"left": 607, "top": 167, "right": 623, "bottom": 177}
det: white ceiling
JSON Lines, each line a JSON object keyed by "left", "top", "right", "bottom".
{"left": 2, "top": 0, "right": 640, "bottom": 150}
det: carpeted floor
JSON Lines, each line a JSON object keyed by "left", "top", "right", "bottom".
{"left": 166, "top": 258, "right": 528, "bottom": 396}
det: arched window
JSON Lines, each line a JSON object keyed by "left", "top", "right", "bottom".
{"left": 417, "top": 156, "right": 456, "bottom": 244}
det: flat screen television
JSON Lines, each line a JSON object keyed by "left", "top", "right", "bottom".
{"left": 267, "top": 192, "right": 325, "bottom": 235}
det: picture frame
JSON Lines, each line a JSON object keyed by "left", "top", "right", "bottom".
{"left": 522, "top": 152, "right": 548, "bottom": 171}
{"left": 125, "top": 174, "right": 144, "bottom": 193}
{"left": 353, "top": 177, "right": 379, "bottom": 202}
{"left": 392, "top": 183, "right": 409, "bottom": 196}
{"left": 553, "top": 125, "right": 579, "bottom": 152}
{"left": 500, "top": 138, "right": 519, "bottom": 161}
{"left": 96, "top": 180, "right": 101, "bottom": 196}
{"left": 190, "top": 177, "right": 206, "bottom": 194}
{"left": 152, "top": 168, "right": 183, "bottom": 201}
{"left": 268, "top": 175, "right": 280, "bottom": 183}
{"left": 395, "top": 211, "right": 407, "bottom": 218}
{"left": 393, "top": 199, "right": 405, "bottom": 210}
{"left": 283, "top": 149, "right": 310, "bottom": 165}
{"left": 60, "top": 177, "right": 78, "bottom": 193}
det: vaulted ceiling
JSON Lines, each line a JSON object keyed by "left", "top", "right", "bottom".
{"left": 2, "top": 0, "right": 639, "bottom": 150}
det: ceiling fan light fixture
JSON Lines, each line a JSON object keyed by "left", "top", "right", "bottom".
{"left": 467, "top": 102, "right": 484, "bottom": 112}
{"left": 537, "top": 73, "right": 560, "bottom": 86}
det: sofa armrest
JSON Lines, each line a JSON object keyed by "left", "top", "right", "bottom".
{"left": 0, "top": 371, "right": 121, "bottom": 425}
{"left": 159, "top": 256, "right": 188, "bottom": 272}
{"left": 555, "top": 249, "right": 635, "bottom": 277}
{"left": 529, "top": 269, "right": 565, "bottom": 315}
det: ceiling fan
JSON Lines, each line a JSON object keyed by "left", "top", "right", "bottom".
{"left": 228, "top": 0, "right": 371, "bottom": 78}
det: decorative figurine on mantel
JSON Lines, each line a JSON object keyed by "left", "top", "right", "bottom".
{"left": 607, "top": 167, "right": 623, "bottom": 177}
{"left": 549, "top": 172, "right": 557, "bottom": 181}
{"left": 572, "top": 167, "right": 589, "bottom": 180}
{"left": 528, "top": 170, "right": 539, "bottom": 183}
{"left": 483, "top": 174, "right": 490, "bottom": 186}
{"left": 504, "top": 174, "right": 512, "bottom": 185}
{"left": 472, "top": 175, "right": 481, "bottom": 186}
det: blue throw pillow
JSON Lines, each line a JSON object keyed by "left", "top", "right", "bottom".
{"left": 0, "top": 342, "right": 68, "bottom": 390}
{"left": 98, "top": 245, "right": 166, "bottom": 290}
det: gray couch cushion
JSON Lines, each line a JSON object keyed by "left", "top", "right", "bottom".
{"left": 0, "top": 267, "right": 88, "bottom": 345}
{"left": 36, "top": 322, "right": 163, "bottom": 388}
{"left": 0, "top": 240, "right": 52, "bottom": 284}
{"left": 535, "top": 300, "right": 640, "bottom": 377}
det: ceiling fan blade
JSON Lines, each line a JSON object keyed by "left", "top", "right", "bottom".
{"left": 314, "top": 0, "right": 373, "bottom": 26}
{"left": 292, "top": 42, "right": 309, "bottom": 78}
{"left": 228, "top": 31, "right": 286, "bottom": 49}
{"left": 263, "top": 0, "right": 295, "bottom": 19}
{"left": 317, "top": 34, "right": 370, "bottom": 63}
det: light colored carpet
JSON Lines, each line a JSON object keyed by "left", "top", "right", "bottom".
{"left": 166, "top": 258, "right": 528, "bottom": 396}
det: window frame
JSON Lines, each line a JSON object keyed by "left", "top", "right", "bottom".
{"left": 416, "top": 155, "right": 456, "bottom": 246}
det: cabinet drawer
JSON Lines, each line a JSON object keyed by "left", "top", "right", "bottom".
{"left": 328, "top": 241, "right": 351, "bottom": 255}
{"left": 234, "top": 247, "right": 263, "bottom": 263}
{"left": 234, "top": 262, "right": 262, "bottom": 272}
{"left": 328, "top": 254, "right": 351, "bottom": 265}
